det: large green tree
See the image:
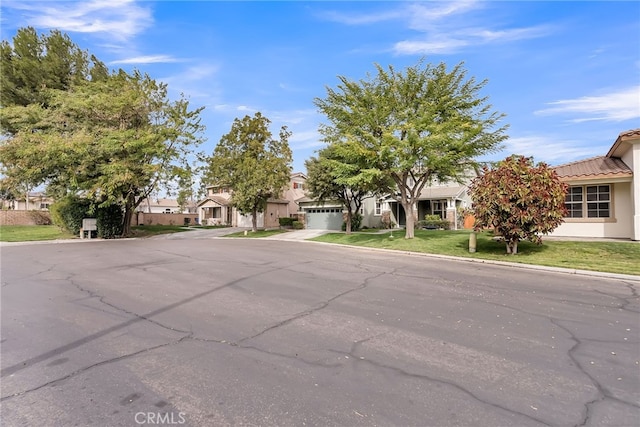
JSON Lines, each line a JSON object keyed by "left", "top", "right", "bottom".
{"left": 206, "top": 113, "right": 292, "bottom": 231}
{"left": 468, "top": 155, "right": 567, "bottom": 255}
{"left": 0, "top": 69, "right": 205, "bottom": 236}
{"left": 0, "top": 27, "right": 107, "bottom": 112}
{"left": 315, "top": 60, "right": 508, "bottom": 238}
{"left": 305, "top": 142, "right": 392, "bottom": 234}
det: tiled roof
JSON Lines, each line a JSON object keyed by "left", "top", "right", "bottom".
{"left": 197, "top": 196, "right": 230, "bottom": 207}
{"left": 618, "top": 129, "right": 640, "bottom": 139}
{"left": 418, "top": 185, "right": 466, "bottom": 200}
{"left": 552, "top": 156, "right": 632, "bottom": 179}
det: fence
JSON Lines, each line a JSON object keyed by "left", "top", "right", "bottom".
{"left": 133, "top": 212, "right": 199, "bottom": 226}
{"left": 0, "top": 210, "right": 52, "bottom": 226}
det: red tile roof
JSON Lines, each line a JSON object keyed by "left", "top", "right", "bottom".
{"left": 552, "top": 156, "right": 632, "bottom": 179}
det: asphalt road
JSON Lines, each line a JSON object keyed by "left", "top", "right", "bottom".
{"left": 1, "top": 233, "right": 639, "bottom": 427}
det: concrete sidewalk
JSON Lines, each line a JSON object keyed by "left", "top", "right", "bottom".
{"left": 262, "top": 229, "right": 333, "bottom": 241}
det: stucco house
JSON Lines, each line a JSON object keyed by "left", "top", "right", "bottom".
{"left": 299, "top": 172, "right": 476, "bottom": 231}
{"left": 551, "top": 129, "right": 640, "bottom": 241}
{"left": 3, "top": 192, "right": 54, "bottom": 211}
{"left": 137, "top": 197, "right": 196, "bottom": 214}
{"left": 197, "top": 180, "right": 295, "bottom": 228}
{"left": 380, "top": 175, "right": 476, "bottom": 231}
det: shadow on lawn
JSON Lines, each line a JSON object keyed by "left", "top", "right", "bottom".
{"left": 453, "top": 232, "right": 550, "bottom": 257}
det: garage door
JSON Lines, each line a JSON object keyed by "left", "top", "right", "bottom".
{"left": 305, "top": 208, "right": 343, "bottom": 230}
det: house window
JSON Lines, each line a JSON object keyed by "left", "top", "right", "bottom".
{"left": 587, "top": 185, "right": 610, "bottom": 218}
{"left": 564, "top": 186, "right": 583, "bottom": 218}
{"left": 375, "top": 199, "right": 381, "bottom": 216}
{"left": 432, "top": 201, "right": 444, "bottom": 219}
{"left": 40, "top": 203, "right": 50, "bottom": 210}
{"left": 564, "top": 185, "right": 610, "bottom": 218}
{"left": 165, "top": 208, "right": 171, "bottom": 214}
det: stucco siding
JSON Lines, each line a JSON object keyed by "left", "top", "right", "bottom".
{"left": 360, "top": 197, "right": 383, "bottom": 228}
{"left": 551, "top": 182, "right": 633, "bottom": 238}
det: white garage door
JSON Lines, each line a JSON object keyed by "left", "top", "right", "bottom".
{"left": 306, "top": 208, "right": 343, "bottom": 230}
{"left": 237, "top": 212, "right": 264, "bottom": 228}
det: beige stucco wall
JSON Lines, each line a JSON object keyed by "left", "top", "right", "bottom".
{"left": 630, "top": 141, "right": 640, "bottom": 240}
{"left": 360, "top": 197, "right": 383, "bottom": 228}
{"left": 133, "top": 212, "right": 198, "bottom": 226}
{"left": 551, "top": 182, "right": 633, "bottom": 239}
{"left": 264, "top": 203, "right": 288, "bottom": 228}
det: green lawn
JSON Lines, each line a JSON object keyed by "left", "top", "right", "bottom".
{"left": 224, "top": 229, "right": 288, "bottom": 238}
{"left": 0, "top": 225, "right": 75, "bottom": 242}
{"left": 312, "top": 230, "right": 640, "bottom": 276}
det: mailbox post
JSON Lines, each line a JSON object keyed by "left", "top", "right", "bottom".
{"left": 81, "top": 218, "right": 97, "bottom": 239}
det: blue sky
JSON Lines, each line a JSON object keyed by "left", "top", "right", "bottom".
{"left": 2, "top": 0, "right": 639, "bottom": 174}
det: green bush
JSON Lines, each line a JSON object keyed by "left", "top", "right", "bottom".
{"left": 292, "top": 220, "right": 303, "bottom": 229}
{"left": 341, "top": 213, "right": 362, "bottom": 231}
{"left": 49, "top": 195, "right": 92, "bottom": 234}
{"left": 96, "top": 204, "right": 123, "bottom": 239}
{"left": 279, "top": 217, "right": 294, "bottom": 227}
{"left": 417, "top": 218, "right": 451, "bottom": 230}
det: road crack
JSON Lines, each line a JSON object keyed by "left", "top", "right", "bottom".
{"left": 238, "top": 271, "right": 387, "bottom": 343}
{"left": 0, "top": 335, "right": 191, "bottom": 402}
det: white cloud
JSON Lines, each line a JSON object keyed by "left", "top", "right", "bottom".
{"left": 394, "top": 38, "right": 469, "bottom": 55}
{"left": 320, "top": 1, "right": 479, "bottom": 26}
{"left": 318, "top": 9, "right": 404, "bottom": 25}
{"left": 394, "top": 24, "right": 551, "bottom": 55}
{"left": 289, "top": 130, "right": 324, "bottom": 150}
{"left": 320, "top": 1, "right": 550, "bottom": 55}
{"left": 501, "top": 135, "right": 603, "bottom": 164}
{"left": 4, "top": 0, "right": 152, "bottom": 41}
{"left": 110, "top": 55, "right": 181, "bottom": 65}
{"left": 406, "top": 1, "right": 481, "bottom": 30}
{"left": 535, "top": 86, "right": 640, "bottom": 123}
{"left": 156, "top": 64, "right": 220, "bottom": 100}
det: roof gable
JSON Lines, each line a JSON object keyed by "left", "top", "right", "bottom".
{"left": 606, "top": 128, "right": 640, "bottom": 158}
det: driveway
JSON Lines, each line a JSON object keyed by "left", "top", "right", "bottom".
{"left": 1, "top": 238, "right": 638, "bottom": 426}
{"left": 262, "top": 229, "right": 333, "bottom": 240}
{"left": 147, "top": 227, "right": 245, "bottom": 240}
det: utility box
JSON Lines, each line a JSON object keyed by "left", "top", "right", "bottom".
{"left": 81, "top": 218, "right": 97, "bottom": 239}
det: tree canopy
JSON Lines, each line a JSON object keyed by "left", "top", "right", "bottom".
{"left": 205, "top": 113, "right": 292, "bottom": 231}
{"left": 468, "top": 155, "right": 567, "bottom": 254}
{"left": 0, "top": 27, "right": 107, "bottom": 111}
{"left": 315, "top": 60, "right": 508, "bottom": 238}
{"left": 0, "top": 28, "right": 204, "bottom": 236}
{"left": 305, "top": 142, "right": 392, "bottom": 233}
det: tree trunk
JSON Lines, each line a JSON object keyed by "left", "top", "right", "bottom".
{"left": 505, "top": 240, "right": 518, "bottom": 255}
{"left": 402, "top": 200, "right": 416, "bottom": 239}
{"left": 345, "top": 209, "right": 352, "bottom": 234}
{"left": 121, "top": 204, "right": 133, "bottom": 237}
{"left": 252, "top": 207, "right": 258, "bottom": 232}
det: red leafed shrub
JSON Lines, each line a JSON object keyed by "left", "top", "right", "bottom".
{"left": 468, "top": 155, "right": 567, "bottom": 254}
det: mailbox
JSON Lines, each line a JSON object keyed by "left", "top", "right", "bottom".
{"left": 81, "top": 218, "right": 97, "bottom": 239}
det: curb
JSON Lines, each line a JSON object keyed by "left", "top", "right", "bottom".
{"left": 3, "top": 234, "right": 638, "bottom": 282}
{"left": 266, "top": 238, "right": 640, "bottom": 283}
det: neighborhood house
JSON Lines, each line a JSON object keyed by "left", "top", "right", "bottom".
{"left": 551, "top": 129, "right": 639, "bottom": 241}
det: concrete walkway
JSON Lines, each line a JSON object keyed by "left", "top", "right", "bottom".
{"left": 262, "top": 229, "right": 334, "bottom": 241}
